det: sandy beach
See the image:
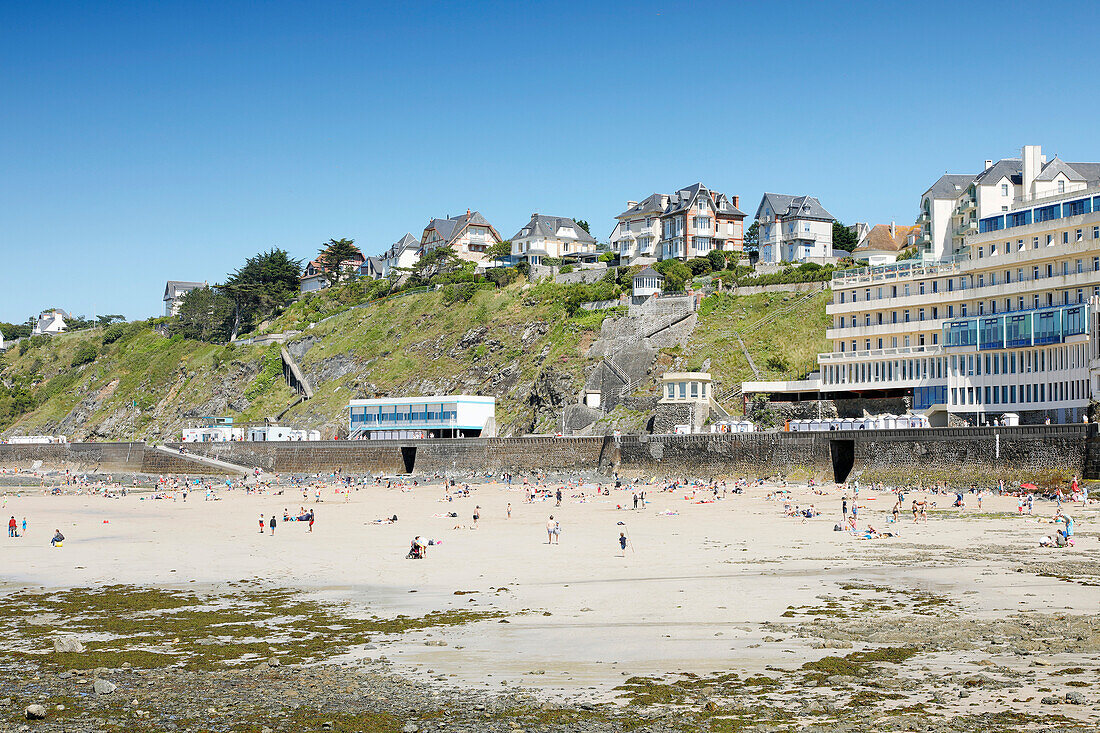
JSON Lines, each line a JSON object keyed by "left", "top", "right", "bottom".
{"left": 2, "top": 474, "right": 1099, "bottom": 730}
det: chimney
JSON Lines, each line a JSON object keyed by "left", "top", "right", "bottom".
{"left": 1022, "top": 145, "right": 1042, "bottom": 199}
{"left": 627, "top": 201, "right": 638, "bottom": 208}
{"left": 732, "top": 195, "right": 739, "bottom": 208}
{"left": 890, "top": 221, "right": 896, "bottom": 238}
{"left": 984, "top": 160, "right": 993, "bottom": 170}
{"left": 532, "top": 212, "right": 538, "bottom": 219}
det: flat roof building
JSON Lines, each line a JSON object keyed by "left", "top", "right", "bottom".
{"left": 348, "top": 396, "right": 496, "bottom": 440}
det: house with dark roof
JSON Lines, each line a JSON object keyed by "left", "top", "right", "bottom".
{"left": 610, "top": 183, "right": 745, "bottom": 265}
{"left": 510, "top": 214, "right": 596, "bottom": 265}
{"left": 163, "top": 280, "right": 207, "bottom": 316}
{"left": 420, "top": 210, "right": 503, "bottom": 263}
{"left": 916, "top": 144, "right": 1100, "bottom": 261}
{"left": 754, "top": 194, "right": 837, "bottom": 264}
{"left": 32, "top": 309, "right": 70, "bottom": 336}
{"left": 361, "top": 233, "right": 420, "bottom": 280}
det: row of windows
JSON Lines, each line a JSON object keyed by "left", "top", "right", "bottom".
{"left": 951, "top": 380, "right": 1087, "bottom": 407}
{"left": 978, "top": 195, "right": 1098, "bottom": 233}
{"left": 837, "top": 247, "right": 1100, "bottom": 305}
{"left": 824, "top": 341, "right": 1088, "bottom": 387}
{"left": 664, "top": 381, "right": 710, "bottom": 399}
{"left": 943, "top": 304, "right": 1088, "bottom": 349}
{"left": 821, "top": 357, "right": 945, "bottom": 386}
{"left": 948, "top": 343, "right": 1087, "bottom": 377}
{"left": 978, "top": 227, "right": 1100, "bottom": 257}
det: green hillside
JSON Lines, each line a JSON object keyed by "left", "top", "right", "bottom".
{"left": 0, "top": 283, "right": 830, "bottom": 440}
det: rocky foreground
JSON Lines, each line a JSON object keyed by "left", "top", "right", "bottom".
{"left": 2, "top": 581, "right": 1098, "bottom": 733}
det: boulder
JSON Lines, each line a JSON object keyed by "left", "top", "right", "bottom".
{"left": 52, "top": 637, "right": 85, "bottom": 654}
{"left": 25, "top": 705, "right": 47, "bottom": 720}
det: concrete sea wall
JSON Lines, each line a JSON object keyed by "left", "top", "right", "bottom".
{"left": 2, "top": 426, "right": 1091, "bottom": 485}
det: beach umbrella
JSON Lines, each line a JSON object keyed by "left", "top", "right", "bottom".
{"left": 1020, "top": 483, "right": 1038, "bottom": 490}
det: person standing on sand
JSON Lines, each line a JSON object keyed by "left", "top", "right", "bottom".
{"left": 269, "top": 515, "right": 276, "bottom": 535}
{"left": 7, "top": 516, "right": 15, "bottom": 537}
{"left": 472, "top": 506, "right": 480, "bottom": 529}
{"left": 547, "top": 515, "right": 558, "bottom": 544}
{"left": 842, "top": 497, "right": 848, "bottom": 520}
{"left": 555, "top": 488, "right": 562, "bottom": 507}
{"left": 21, "top": 517, "right": 26, "bottom": 536}
{"left": 619, "top": 531, "right": 628, "bottom": 557}
{"left": 308, "top": 510, "right": 315, "bottom": 532}
{"left": 506, "top": 503, "right": 511, "bottom": 520}
{"left": 259, "top": 514, "right": 265, "bottom": 533}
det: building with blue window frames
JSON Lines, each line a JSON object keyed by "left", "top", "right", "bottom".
{"left": 347, "top": 396, "right": 496, "bottom": 440}
{"left": 741, "top": 144, "right": 1100, "bottom": 426}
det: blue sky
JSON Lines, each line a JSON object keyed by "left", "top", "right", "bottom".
{"left": 2, "top": 0, "right": 1099, "bottom": 323}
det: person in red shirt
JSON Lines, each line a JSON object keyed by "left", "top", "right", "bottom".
{"left": 7, "top": 516, "right": 16, "bottom": 537}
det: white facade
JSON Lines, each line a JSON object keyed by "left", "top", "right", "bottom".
{"left": 632, "top": 268, "right": 664, "bottom": 299}
{"left": 247, "top": 426, "right": 321, "bottom": 441}
{"left": 755, "top": 194, "right": 836, "bottom": 264}
{"left": 745, "top": 151, "right": 1100, "bottom": 425}
{"left": 163, "top": 281, "right": 206, "bottom": 316}
{"left": 659, "top": 372, "right": 712, "bottom": 404}
{"left": 182, "top": 426, "right": 245, "bottom": 442}
{"left": 511, "top": 215, "right": 597, "bottom": 260}
{"left": 363, "top": 234, "right": 420, "bottom": 280}
{"left": 348, "top": 395, "right": 496, "bottom": 439}
{"left": 32, "top": 310, "right": 68, "bottom": 336}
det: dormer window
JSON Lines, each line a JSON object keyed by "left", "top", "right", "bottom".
{"left": 1058, "top": 180, "right": 1065, "bottom": 194}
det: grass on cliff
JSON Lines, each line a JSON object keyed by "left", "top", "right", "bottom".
{"left": 2, "top": 283, "right": 832, "bottom": 439}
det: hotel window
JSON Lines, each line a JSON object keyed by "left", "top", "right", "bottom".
{"left": 877, "top": 313, "right": 883, "bottom": 325}
{"left": 947, "top": 305, "right": 954, "bottom": 317}
{"left": 891, "top": 312, "right": 897, "bottom": 323}
{"left": 1094, "top": 226, "right": 1099, "bottom": 239}
{"left": 932, "top": 333, "right": 938, "bottom": 345}
{"left": 1063, "top": 231, "right": 1070, "bottom": 245}
{"left": 978, "top": 247, "right": 984, "bottom": 259}
{"left": 1047, "top": 234, "right": 1054, "bottom": 246}
{"left": 1005, "top": 270, "right": 1011, "bottom": 283}
{"left": 919, "top": 282, "right": 925, "bottom": 295}
{"left": 1017, "top": 239, "right": 1024, "bottom": 251}
{"left": 839, "top": 291, "right": 845, "bottom": 303}
{"left": 978, "top": 275, "right": 984, "bottom": 287}
{"left": 1001, "top": 183, "right": 1009, "bottom": 195}
{"left": 904, "top": 310, "right": 910, "bottom": 322}
{"left": 865, "top": 340, "right": 871, "bottom": 350}
{"left": 850, "top": 315, "right": 856, "bottom": 327}
{"left": 891, "top": 285, "right": 897, "bottom": 297}
{"left": 961, "top": 303, "right": 968, "bottom": 317}
{"left": 1033, "top": 266, "right": 1040, "bottom": 280}
{"left": 1046, "top": 263, "right": 1054, "bottom": 277}
{"left": 919, "top": 308, "right": 925, "bottom": 321}
{"left": 1077, "top": 259, "right": 1083, "bottom": 273}
{"left": 932, "top": 307, "right": 938, "bottom": 319}
{"left": 865, "top": 314, "right": 871, "bottom": 326}
{"left": 1078, "top": 288, "right": 1084, "bottom": 303}
{"left": 1077, "top": 229, "right": 1084, "bottom": 242}
{"left": 1033, "top": 237, "right": 1039, "bottom": 249}
{"left": 877, "top": 338, "right": 883, "bottom": 349}
{"left": 991, "top": 243, "right": 998, "bottom": 255}
{"left": 932, "top": 280, "right": 939, "bottom": 293}
{"left": 919, "top": 334, "right": 926, "bottom": 346}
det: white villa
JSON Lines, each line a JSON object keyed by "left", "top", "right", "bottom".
{"left": 32, "top": 309, "right": 69, "bottom": 336}
{"left": 917, "top": 144, "right": 1100, "bottom": 262}
{"left": 421, "top": 210, "right": 503, "bottom": 264}
{"left": 611, "top": 183, "right": 745, "bottom": 265}
{"left": 363, "top": 233, "right": 420, "bottom": 280}
{"left": 755, "top": 193, "right": 837, "bottom": 264}
{"left": 163, "top": 280, "right": 207, "bottom": 316}
{"left": 510, "top": 214, "right": 597, "bottom": 265}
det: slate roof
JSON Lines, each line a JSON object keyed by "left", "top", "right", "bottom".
{"left": 634, "top": 266, "right": 663, "bottom": 280}
{"left": 423, "top": 212, "right": 498, "bottom": 247}
{"left": 163, "top": 281, "right": 206, "bottom": 301}
{"left": 1035, "top": 157, "right": 1087, "bottom": 182}
{"left": 923, "top": 174, "right": 978, "bottom": 200}
{"left": 511, "top": 214, "right": 597, "bottom": 244}
{"left": 616, "top": 194, "right": 668, "bottom": 219}
{"left": 755, "top": 193, "right": 835, "bottom": 222}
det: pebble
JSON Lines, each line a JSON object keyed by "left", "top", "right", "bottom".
{"left": 93, "top": 678, "right": 117, "bottom": 695}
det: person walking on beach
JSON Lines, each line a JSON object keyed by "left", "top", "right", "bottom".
{"left": 619, "top": 531, "right": 628, "bottom": 557}
{"left": 555, "top": 488, "right": 562, "bottom": 507}
{"left": 308, "top": 510, "right": 315, "bottom": 532}
{"left": 258, "top": 514, "right": 265, "bottom": 533}
{"left": 21, "top": 517, "right": 26, "bottom": 536}
{"left": 472, "top": 505, "right": 480, "bottom": 529}
{"left": 632, "top": 493, "right": 639, "bottom": 510}
{"left": 506, "top": 503, "right": 511, "bottom": 520}
{"left": 547, "top": 515, "right": 558, "bottom": 544}
{"left": 7, "top": 516, "right": 15, "bottom": 537}
{"left": 269, "top": 515, "right": 276, "bottom": 535}
{"left": 842, "top": 497, "right": 848, "bottom": 520}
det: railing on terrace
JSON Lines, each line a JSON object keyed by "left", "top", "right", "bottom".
{"left": 817, "top": 344, "right": 942, "bottom": 361}
{"left": 831, "top": 258, "right": 966, "bottom": 285}
{"left": 1014, "top": 184, "right": 1100, "bottom": 207}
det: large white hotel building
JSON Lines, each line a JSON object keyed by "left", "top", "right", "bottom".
{"left": 744, "top": 145, "right": 1100, "bottom": 425}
